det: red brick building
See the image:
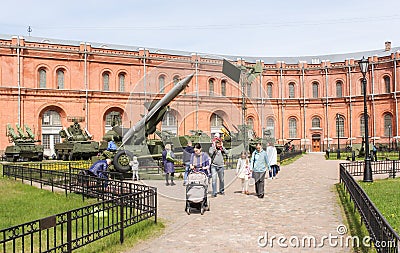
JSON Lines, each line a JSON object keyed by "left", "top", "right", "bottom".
{"left": 0, "top": 35, "right": 398, "bottom": 156}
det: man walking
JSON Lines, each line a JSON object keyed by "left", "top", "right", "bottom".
{"left": 209, "top": 138, "right": 227, "bottom": 197}
{"left": 266, "top": 142, "right": 279, "bottom": 179}
{"left": 250, "top": 142, "right": 270, "bottom": 198}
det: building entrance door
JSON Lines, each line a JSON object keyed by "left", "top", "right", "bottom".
{"left": 312, "top": 134, "right": 321, "bottom": 152}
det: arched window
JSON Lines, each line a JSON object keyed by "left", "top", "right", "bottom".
{"left": 312, "top": 117, "right": 321, "bottom": 128}
{"left": 288, "top": 82, "right": 295, "bottom": 98}
{"left": 210, "top": 113, "right": 223, "bottom": 127}
{"left": 312, "top": 82, "right": 319, "bottom": 98}
{"left": 56, "top": 69, "right": 64, "bottom": 89}
{"left": 162, "top": 111, "right": 177, "bottom": 134}
{"left": 221, "top": 80, "right": 227, "bottom": 96}
{"left": 103, "top": 72, "right": 110, "bottom": 91}
{"left": 159, "top": 75, "right": 165, "bottom": 93}
{"left": 247, "top": 117, "right": 254, "bottom": 130}
{"left": 336, "top": 81, "right": 343, "bottom": 98}
{"left": 384, "top": 76, "right": 391, "bottom": 93}
{"left": 384, "top": 113, "right": 393, "bottom": 136}
{"left": 210, "top": 113, "right": 223, "bottom": 136}
{"left": 336, "top": 115, "right": 345, "bottom": 138}
{"left": 266, "top": 117, "right": 275, "bottom": 138}
{"left": 173, "top": 75, "right": 180, "bottom": 85}
{"left": 247, "top": 83, "right": 252, "bottom": 97}
{"left": 267, "top": 82, "right": 273, "bottom": 98}
{"left": 39, "top": 68, "right": 47, "bottom": 88}
{"left": 118, "top": 73, "right": 125, "bottom": 92}
{"left": 42, "top": 110, "right": 61, "bottom": 154}
{"left": 288, "top": 118, "right": 297, "bottom": 138}
{"left": 105, "top": 111, "right": 122, "bottom": 132}
{"left": 209, "top": 79, "right": 214, "bottom": 96}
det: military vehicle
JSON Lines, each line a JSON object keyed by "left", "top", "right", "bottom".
{"left": 5, "top": 124, "right": 44, "bottom": 162}
{"left": 55, "top": 120, "right": 99, "bottom": 161}
{"left": 96, "top": 74, "right": 193, "bottom": 173}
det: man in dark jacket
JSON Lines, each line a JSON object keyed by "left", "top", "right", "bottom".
{"left": 183, "top": 141, "right": 194, "bottom": 185}
{"left": 88, "top": 159, "right": 111, "bottom": 187}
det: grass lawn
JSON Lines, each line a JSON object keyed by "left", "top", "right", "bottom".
{"left": 359, "top": 178, "right": 400, "bottom": 234}
{"left": 336, "top": 183, "right": 375, "bottom": 253}
{"left": 0, "top": 166, "right": 165, "bottom": 252}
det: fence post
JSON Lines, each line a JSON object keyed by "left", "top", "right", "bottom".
{"left": 120, "top": 198, "right": 125, "bottom": 244}
{"left": 67, "top": 212, "right": 72, "bottom": 253}
{"left": 40, "top": 163, "right": 43, "bottom": 189}
{"left": 392, "top": 160, "right": 396, "bottom": 179}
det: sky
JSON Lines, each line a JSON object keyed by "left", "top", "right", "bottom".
{"left": 2, "top": 0, "right": 400, "bottom": 58}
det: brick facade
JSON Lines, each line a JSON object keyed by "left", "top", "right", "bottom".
{"left": 0, "top": 35, "right": 398, "bottom": 155}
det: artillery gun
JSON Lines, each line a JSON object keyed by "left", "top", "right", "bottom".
{"left": 54, "top": 120, "right": 99, "bottom": 161}
{"left": 5, "top": 124, "right": 44, "bottom": 162}
{"left": 96, "top": 74, "right": 193, "bottom": 173}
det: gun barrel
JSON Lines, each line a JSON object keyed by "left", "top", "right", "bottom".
{"left": 121, "top": 73, "right": 193, "bottom": 145}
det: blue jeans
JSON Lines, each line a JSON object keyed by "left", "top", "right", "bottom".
{"left": 184, "top": 162, "right": 190, "bottom": 183}
{"left": 211, "top": 165, "right": 224, "bottom": 195}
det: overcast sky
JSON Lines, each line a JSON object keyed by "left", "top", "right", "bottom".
{"left": 2, "top": 0, "right": 400, "bottom": 57}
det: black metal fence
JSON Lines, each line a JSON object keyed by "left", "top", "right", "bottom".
{"left": 1, "top": 164, "right": 157, "bottom": 253}
{"left": 340, "top": 162, "right": 400, "bottom": 252}
{"left": 342, "top": 160, "right": 400, "bottom": 177}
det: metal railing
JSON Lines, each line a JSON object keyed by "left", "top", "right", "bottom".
{"left": 342, "top": 160, "right": 400, "bottom": 177}
{"left": 1, "top": 164, "right": 157, "bottom": 253}
{"left": 340, "top": 163, "right": 400, "bottom": 252}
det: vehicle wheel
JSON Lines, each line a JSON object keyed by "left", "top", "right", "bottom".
{"left": 37, "top": 153, "right": 43, "bottom": 161}
{"left": 6, "top": 156, "right": 13, "bottom": 162}
{"left": 62, "top": 154, "right": 67, "bottom": 161}
{"left": 68, "top": 153, "right": 73, "bottom": 161}
{"left": 113, "top": 150, "right": 133, "bottom": 173}
{"left": 57, "top": 152, "right": 62, "bottom": 160}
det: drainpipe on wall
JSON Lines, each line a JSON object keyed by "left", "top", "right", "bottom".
{"left": 371, "top": 62, "right": 376, "bottom": 144}
{"left": 143, "top": 49, "right": 147, "bottom": 115}
{"left": 195, "top": 53, "right": 199, "bottom": 131}
{"left": 325, "top": 64, "right": 329, "bottom": 149}
{"left": 302, "top": 64, "right": 306, "bottom": 151}
{"left": 280, "top": 63, "right": 284, "bottom": 144}
{"left": 394, "top": 57, "right": 399, "bottom": 146}
{"left": 84, "top": 43, "right": 89, "bottom": 130}
{"left": 17, "top": 36, "right": 21, "bottom": 126}
{"left": 259, "top": 61, "right": 264, "bottom": 138}
{"left": 348, "top": 64, "right": 353, "bottom": 147}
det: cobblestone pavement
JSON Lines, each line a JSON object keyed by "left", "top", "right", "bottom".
{"left": 126, "top": 153, "right": 351, "bottom": 253}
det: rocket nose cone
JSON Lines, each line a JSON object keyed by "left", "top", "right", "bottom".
{"left": 179, "top": 73, "right": 194, "bottom": 88}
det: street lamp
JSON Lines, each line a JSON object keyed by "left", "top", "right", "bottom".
{"left": 336, "top": 113, "right": 341, "bottom": 159}
{"left": 359, "top": 56, "right": 373, "bottom": 182}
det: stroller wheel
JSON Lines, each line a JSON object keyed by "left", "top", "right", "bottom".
{"left": 200, "top": 207, "right": 205, "bottom": 215}
{"left": 186, "top": 208, "right": 191, "bottom": 215}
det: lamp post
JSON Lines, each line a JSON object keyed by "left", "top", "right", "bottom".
{"left": 336, "top": 113, "right": 341, "bottom": 159}
{"left": 359, "top": 56, "right": 372, "bottom": 182}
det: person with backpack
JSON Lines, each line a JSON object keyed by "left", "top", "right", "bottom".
{"left": 162, "top": 143, "right": 176, "bottom": 186}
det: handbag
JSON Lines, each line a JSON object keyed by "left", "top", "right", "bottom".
{"left": 248, "top": 177, "right": 255, "bottom": 186}
{"left": 166, "top": 151, "right": 175, "bottom": 162}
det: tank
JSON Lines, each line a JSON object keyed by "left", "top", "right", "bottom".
{"left": 55, "top": 120, "right": 99, "bottom": 161}
{"left": 5, "top": 124, "right": 44, "bottom": 162}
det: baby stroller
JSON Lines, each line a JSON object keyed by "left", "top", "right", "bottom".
{"left": 185, "top": 171, "right": 210, "bottom": 215}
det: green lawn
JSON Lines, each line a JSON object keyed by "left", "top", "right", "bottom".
{"left": 359, "top": 178, "right": 400, "bottom": 234}
{"left": 0, "top": 170, "right": 164, "bottom": 252}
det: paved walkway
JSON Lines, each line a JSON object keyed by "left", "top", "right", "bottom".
{"left": 126, "top": 153, "right": 350, "bottom": 253}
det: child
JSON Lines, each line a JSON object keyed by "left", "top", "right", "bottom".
{"left": 130, "top": 156, "right": 139, "bottom": 181}
{"left": 236, "top": 151, "right": 251, "bottom": 194}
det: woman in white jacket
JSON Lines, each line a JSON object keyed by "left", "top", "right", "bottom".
{"left": 236, "top": 151, "right": 251, "bottom": 194}
{"left": 266, "top": 142, "right": 279, "bottom": 179}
